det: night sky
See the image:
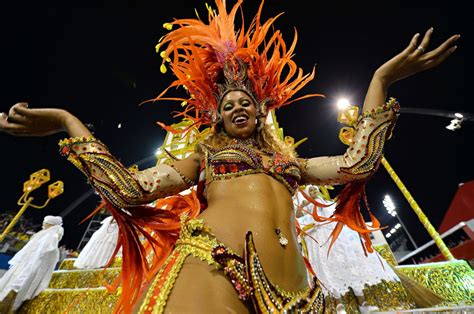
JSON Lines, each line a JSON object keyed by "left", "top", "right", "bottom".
{"left": 0, "top": 1, "right": 471, "bottom": 250}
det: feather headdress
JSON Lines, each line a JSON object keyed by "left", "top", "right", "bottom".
{"left": 153, "top": 0, "right": 321, "bottom": 133}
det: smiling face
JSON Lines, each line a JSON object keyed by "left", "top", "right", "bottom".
{"left": 219, "top": 90, "right": 257, "bottom": 139}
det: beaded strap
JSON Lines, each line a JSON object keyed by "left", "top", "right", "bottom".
{"left": 245, "top": 232, "right": 325, "bottom": 312}
{"left": 58, "top": 136, "right": 101, "bottom": 156}
{"left": 358, "top": 97, "right": 400, "bottom": 122}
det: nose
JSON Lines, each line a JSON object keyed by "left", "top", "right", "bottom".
{"left": 232, "top": 103, "right": 246, "bottom": 113}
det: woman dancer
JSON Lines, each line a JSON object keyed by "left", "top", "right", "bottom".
{"left": 0, "top": 0, "right": 459, "bottom": 312}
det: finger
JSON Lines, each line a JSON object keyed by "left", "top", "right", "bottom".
{"left": 0, "top": 114, "right": 16, "bottom": 128}
{"left": 7, "top": 109, "right": 27, "bottom": 124}
{"left": 7, "top": 103, "right": 31, "bottom": 123}
{"left": 6, "top": 115, "right": 27, "bottom": 124}
{"left": 0, "top": 113, "right": 8, "bottom": 127}
{"left": 1, "top": 109, "right": 28, "bottom": 128}
{"left": 0, "top": 119, "right": 35, "bottom": 136}
{"left": 403, "top": 33, "right": 420, "bottom": 54}
{"left": 423, "top": 45, "right": 457, "bottom": 69}
{"left": 11, "top": 102, "right": 31, "bottom": 116}
{"left": 0, "top": 118, "right": 27, "bottom": 135}
{"left": 413, "top": 27, "right": 433, "bottom": 56}
{"left": 15, "top": 102, "right": 29, "bottom": 108}
{"left": 422, "top": 34, "right": 460, "bottom": 61}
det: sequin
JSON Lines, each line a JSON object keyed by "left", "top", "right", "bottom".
{"left": 207, "top": 143, "right": 302, "bottom": 194}
{"left": 58, "top": 137, "right": 189, "bottom": 209}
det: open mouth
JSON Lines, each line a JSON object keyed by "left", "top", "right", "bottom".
{"left": 232, "top": 114, "right": 249, "bottom": 125}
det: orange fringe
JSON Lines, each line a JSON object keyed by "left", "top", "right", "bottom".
{"left": 95, "top": 190, "right": 202, "bottom": 313}
{"left": 144, "top": 0, "right": 321, "bottom": 131}
{"left": 299, "top": 182, "right": 383, "bottom": 256}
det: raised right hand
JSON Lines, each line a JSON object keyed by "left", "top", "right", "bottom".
{"left": 374, "top": 28, "right": 460, "bottom": 86}
{"left": 0, "top": 103, "right": 70, "bottom": 137}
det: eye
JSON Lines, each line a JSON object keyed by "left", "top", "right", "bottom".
{"left": 223, "top": 103, "right": 233, "bottom": 111}
{"left": 241, "top": 100, "right": 250, "bottom": 107}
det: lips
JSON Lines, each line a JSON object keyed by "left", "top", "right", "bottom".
{"left": 232, "top": 113, "right": 249, "bottom": 125}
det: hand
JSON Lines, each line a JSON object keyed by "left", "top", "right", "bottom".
{"left": 374, "top": 28, "right": 460, "bottom": 86}
{"left": 0, "top": 103, "right": 69, "bottom": 136}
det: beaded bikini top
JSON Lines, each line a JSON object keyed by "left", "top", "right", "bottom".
{"left": 199, "top": 140, "right": 302, "bottom": 195}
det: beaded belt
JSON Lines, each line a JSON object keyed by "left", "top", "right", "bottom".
{"left": 139, "top": 218, "right": 325, "bottom": 313}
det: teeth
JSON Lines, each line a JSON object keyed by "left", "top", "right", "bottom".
{"left": 234, "top": 116, "right": 247, "bottom": 123}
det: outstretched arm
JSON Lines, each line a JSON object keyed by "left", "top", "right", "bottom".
{"left": 0, "top": 104, "right": 92, "bottom": 138}
{"left": 300, "top": 98, "right": 398, "bottom": 185}
{"left": 0, "top": 106, "right": 201, "bottom": 208}
{"left": 59, "top": 137, "right": 200, "bottom": 208}
{"left": 301, "top": 28, "right": 459, "bottom": 185}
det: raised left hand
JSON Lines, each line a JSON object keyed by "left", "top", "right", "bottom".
{"left": 374, "top": 28, "right": 460, "bottom": 86}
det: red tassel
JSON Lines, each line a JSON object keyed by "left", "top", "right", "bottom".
{"left": 328, "top": 180, "right": 382, "bottom": 256}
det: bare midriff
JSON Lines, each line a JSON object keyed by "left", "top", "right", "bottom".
{"left": 164, "top": 175, "right": 306, "bottom": 313}
{"left": 136, "top": 174, "right": 308, "bottom": 313}
{"left": 203, "top": 173, "right": 308, "bottom": 290}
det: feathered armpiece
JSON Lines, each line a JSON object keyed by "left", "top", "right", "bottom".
{"left": 58, "top": 136, "right": 199, "bottom": 313}
{"left": 300, "top": 98, "right": 400, "bottom": 255}
{"left": 58, "top": 136, "right": 193, "bottom": 208}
